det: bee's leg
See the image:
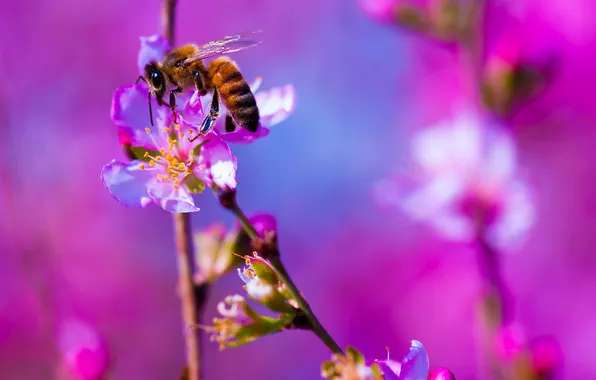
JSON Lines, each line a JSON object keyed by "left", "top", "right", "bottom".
{"left": 147, "top": 90, "right": 154, "bottom": 127}
{"left": 136, "top": 75, "right": 147, "bottom": 84}
{"left": 194, "top": 71, "right": 208, "bottom": 96}
{"left": 169, "top": 87, "right": 183, "bottom": 124}
{"left": 200, "top": 88, "right": 220, "bottom": 135}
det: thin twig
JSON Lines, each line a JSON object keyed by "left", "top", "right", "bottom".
{"left": 173, "top": 213, "right": 203, "bottom": 380}
{"left": 226, "top": 195, "right": 343, "bottom": 355}
{"left": 160, "top": 1, "right": 206, "bottom": 378}
{"left": 161, "top": 0, "right": 177, "bottom": 43}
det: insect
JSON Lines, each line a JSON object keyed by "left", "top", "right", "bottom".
{"left": 136, "top": 31, "right": 262, "bottom": 137}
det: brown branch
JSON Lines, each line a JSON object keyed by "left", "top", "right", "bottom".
{"left": 173, "top": 213, "right": 203, "bottom": 380}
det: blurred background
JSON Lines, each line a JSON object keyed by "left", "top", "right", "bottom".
{"left": 1, "top": 0, "right": 596, "bottom": 378}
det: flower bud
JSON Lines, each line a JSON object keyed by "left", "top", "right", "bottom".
{"left": 237, "top": 252, "right": 297, "bottom": 313}
{"left": 57, "top": 319, "right": 109, "bottom": 380}
{"left": 428, "top": 367, "right": 456, "bottom": 380}
{"left": 322, "top": 346, "right": 383, "bottom": 380}
{"left": 481, "top": 38, "right": 557, "bottom": 117}
{"left": 206, "top": 294, "right": 296, "bottom": 350}
{"left": 193, "top": 223, "right": 244, "bottom": 284}
{"left": 527, "top": 336, "right": 562, "bottom": 378}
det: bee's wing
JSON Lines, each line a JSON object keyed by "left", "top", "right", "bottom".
{"left": 182, "top": 31, "right": 262, "bottom": 64}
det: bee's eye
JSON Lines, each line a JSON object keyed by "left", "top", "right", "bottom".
{"left": 150, "top": 70, "right": 165, "bottom": 89}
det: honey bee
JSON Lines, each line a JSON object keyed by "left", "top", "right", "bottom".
{"left": 136, "top": 31, "right": 262, "bottom": 136}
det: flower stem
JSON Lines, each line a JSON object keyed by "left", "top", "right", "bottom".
{"left": 161, "top": 0, "right": 177, "bottom": 43}
{"left": 269, "top": 255, "right": 344, "bottom": 355}
{"left": 173, "top": 213, "right": 204, "bottom": 380}
{"left": 476, "top": 229, "right": 510, "bottom": 380}
{"left": 227, "top": 199, "right": 344, "bottom": 355}
{"left": 160, "top": 1, "right": 209, "bottom": 378}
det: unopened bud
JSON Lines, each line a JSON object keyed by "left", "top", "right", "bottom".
{"left": 57, "top": 319, "right": 110, "bottom": 380}
{"left": 193, "top": 223, "right": 243, "bottom": 284}
{"left": 428, "top": 367, "right": 456, "bottom": 380}
{"left": 528, "top": 336, "right": 562, "bottom": 378}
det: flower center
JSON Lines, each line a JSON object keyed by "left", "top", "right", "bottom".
{"left": 138, "top": 125, "right": 205, "bottom": 190}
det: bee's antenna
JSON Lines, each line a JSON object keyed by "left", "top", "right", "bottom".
{"left": 136, "top": 75, "right": 147, "bottom": 84}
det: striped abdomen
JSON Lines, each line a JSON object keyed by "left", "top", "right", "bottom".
{"left": 208, "top": 57, "right": 259, "bottom": 132}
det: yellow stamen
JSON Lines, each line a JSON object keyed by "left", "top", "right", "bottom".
{"left": 174, "top": 179, "right": 180, "bottom": 185}
{"left": 145, "top": 128, "right": 151, "bottom": 134}
{"left": 175, "top": 125, "right": 181, "bottom": 131}
{"left": 163, "top": 176, "right": 169, "bottom": 182}
{"left": 199, "top": 164, "right": 204, "bottom": 170}
{"left": 178, "top": 163, "right": 185, "bottom": 170}
{"left": 139, "top": 164, "right": 145, "bottom": 170}
{"left": 163, "top": 127, "right": 169, "bottom": 133}
{"left": 149, "top": 160, "right": 156, "bottom": 167}
{"left": 144, "top": 152, "right": 149, "bottom": 158}
{"left": 179, "top": 132, "right": 185, "bottom": 138}
{"left": 157, "top": 174, "right": 164, "bottom": 180}
{"left": 174, "top": 185, "right": 179, "bottom": 190}
{"left": 159, "top": 148, "right": 166, "bottom": 155}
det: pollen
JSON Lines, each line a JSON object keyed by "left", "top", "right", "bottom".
{"left": 143, "top": 123, "right": 205, "bottom": 192}
{"left": 145, "top": 128, "right": 151, "bottom": 134}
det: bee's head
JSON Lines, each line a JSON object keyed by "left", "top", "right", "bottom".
{"left": 144, "top": 62, "right": 166, "bottom": 101}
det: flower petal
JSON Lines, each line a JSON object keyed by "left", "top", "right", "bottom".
{"left": 137, "top": 35, "right": 171, "bottom": 75}
{"left": 101, "top": 160, "right": 153, "bottom": 208}
{"left": 399, "top": 340, "right": 429, "bottom": 380}
{"left": 255, "top": 84, "right": 296, "bottom": 127}
{"left": 111, "top": 84, "right": 170, "bottom": 148}
{"left": 194, "top": 134, "right": 237, "bottom": 189}
{"left": 147, "top": 179, "right": 200, "bottom": 213}
{"left": 377, "top": 359, "right": 401, "bottom": 379}
{"left": 183, "top": 91, "right": 205, "bottom": 126}
{"left": 220, "top": 125, "right": 271, "bottom": 144}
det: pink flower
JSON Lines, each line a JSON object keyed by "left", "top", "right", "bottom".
{"left": 102, "top": 81, "right": 236, "bottom": 212}
{"left": 58, "top": 319, "right": 109, "bottom": 380}
{"left": 377, "top": 107, "right": 534, "bottom": 249}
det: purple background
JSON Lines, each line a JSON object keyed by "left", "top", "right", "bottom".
{"left": 2, "top": 0, "right": 596, "bottom": 378}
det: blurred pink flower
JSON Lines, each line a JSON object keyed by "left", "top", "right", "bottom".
{"left": 137, "top": 34, "right": 296, "bottom": 144}
{"left": 378, "top": 108, "right": 534, "bottom": 249}
{"left": 527, "top": 335, "right": 562, "bottom": 377}
{"left": 58, "top": 319, "right": 109, "bottom": 380}
{"left": 102, "top": 84, "right": 236, "bottom": 212}
{"left": 358, "top": 0, "right": 399, "bottom": 23}
{"left": 494, "top": 323, "right": 526, "bottom": 361}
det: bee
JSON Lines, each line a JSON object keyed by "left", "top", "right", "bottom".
{"left": 136, "top": 31, "right": 262, "bottom": 137}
